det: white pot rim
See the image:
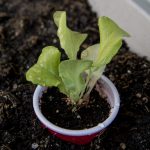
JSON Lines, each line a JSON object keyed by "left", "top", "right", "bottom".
{"left": 33, "top": 75, "right": 120, "bottom": 136}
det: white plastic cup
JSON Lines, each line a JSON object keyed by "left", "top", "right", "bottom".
{"left": 33, "top": 75, "right": 120, "bottom": 144}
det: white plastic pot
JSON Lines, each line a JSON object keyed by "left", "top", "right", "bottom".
{"left": 33, "top": 75, "right": 120, "bottom": 144}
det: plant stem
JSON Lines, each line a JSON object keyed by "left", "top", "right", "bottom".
{"left": 79, "top": 70, "right": 92, "bottom": 101}
{"left": 82, "top": 66, "right": 105, "bottom": 102}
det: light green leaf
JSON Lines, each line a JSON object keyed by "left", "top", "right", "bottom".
{"left": 59, "top": 60, "right": 92, "bottom": 103}
{"left": 81, "top": 17, "right": 129, "bottom": 98}
{"left": 81, "top": 43, "right": 103, "bottom": 77}
{"left": 58, "top": 80, "right": 68, "bottom": 96}
{"left": 81, "top": 43, "right": 105, "bottom": 78}
{"left": 81, "top": 44, "right": 100, "bottom": 62}
{"left": 53, "top": 11, "right": 88, "bottom": 60}
{"left": 81, "top": 44, "right": 105, "bottom": 96}
{"left": 94, "top": 16, "right": 130, "bottom": 66}
{"left": 26, "top": 46, "right": 61, "bottom": 87}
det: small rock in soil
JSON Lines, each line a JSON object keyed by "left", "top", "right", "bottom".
{"left": 120, "top": 143, "right": 126, "bottom": 149}
{"left": 32, "top": 143, "right": 39, "bottom": 149}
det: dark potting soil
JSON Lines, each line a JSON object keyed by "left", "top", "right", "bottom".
{"left": 0, "top": 0, "right": 150, "bottom": 150}
{"left": 41, "top": 86, "right": 110, "bottom": 130}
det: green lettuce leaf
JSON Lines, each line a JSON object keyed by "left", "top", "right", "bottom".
{"left": 59, "top": 60, "right": 92, "bottom": 103}
{"left": 81, "top": 17, "right": 129, "bottom": 98}
{"left": 26, "top": 46, "right": 61, "bottom": 87}
{"left": 81, "top": 44, "right": 105, "bottom": 96}
{"left": 81, "top": 43, "right": 105, "bottom": 77}
{"left": 81, "top": 44, "right": 99, "bottom": 62}
{"left": 53, "top": 11, "right": 88, "bottom": 60}
{"left": 81, "top": 43, "right": 103, "bottom": 78}
{"left": 94, "top": 16, "right": 130, "bottom": 66}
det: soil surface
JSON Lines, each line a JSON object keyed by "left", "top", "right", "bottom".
{"left": 41, "top": 86, "right": 110, "bottom": 130}
{"left": 0, "top": 0, "right": 150, "bottom": 150}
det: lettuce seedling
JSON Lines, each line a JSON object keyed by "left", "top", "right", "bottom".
{"left": 26, "top": 11, "right": 129, "bottom": 105}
